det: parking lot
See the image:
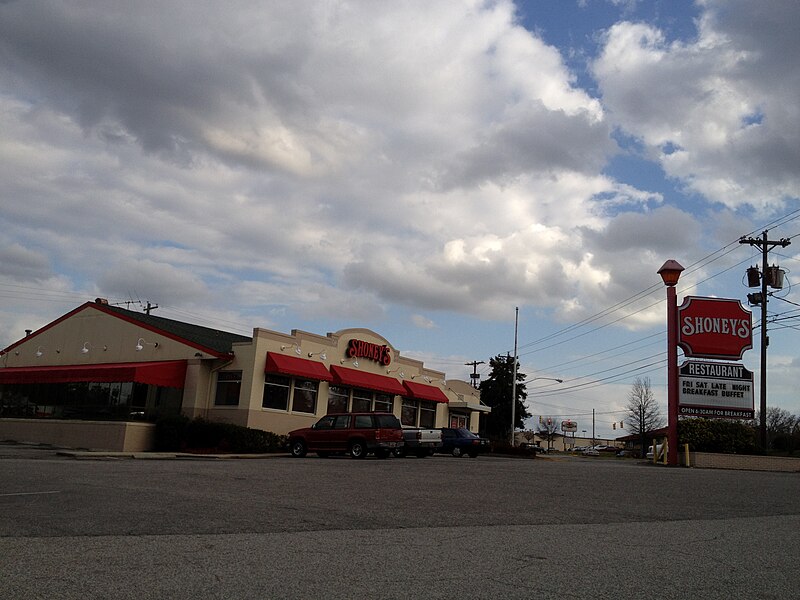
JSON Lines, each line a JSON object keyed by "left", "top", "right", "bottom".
{"left": 1, "top": 445, "right": 798, "bottom": 599}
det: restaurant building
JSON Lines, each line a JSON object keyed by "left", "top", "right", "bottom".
{"left": 0, "top": 299, "right": 487, "bottom": 451}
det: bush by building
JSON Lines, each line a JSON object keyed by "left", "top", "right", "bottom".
{"left": 155, "top": 416, "right": 287, "bottom": 453}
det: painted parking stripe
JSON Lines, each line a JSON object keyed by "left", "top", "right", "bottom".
{"left": 0, "top": 491, "right": 60, "bottom": 497}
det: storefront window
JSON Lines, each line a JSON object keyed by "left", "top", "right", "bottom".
{"left": 327, "top": 386, "right": 349, "bottom": 413}
{"left": 401, "top": 398, "right": 418, "bottom": 427}
{"left": 419, "top": 401, "right": 436, "bottom": 428}
{"left": 291, "top": 379, "right": 318, "bottom": 414}
{"left": 352, "top": 388, "right": 372, "bottom": 412}
{"left": 0, "top": 380, "right": 172, "bottom": 421}
{"left": 450, "top": 413, "right": 468, "bottom": 428}
{"left": 214, "top": 371, "right": 241, "bottom": 406}
{"left": 374, "top": 393, "right": 393, "bottom": 413}
{"left": 263, "top": 374, "right": 291, "bottom": 410}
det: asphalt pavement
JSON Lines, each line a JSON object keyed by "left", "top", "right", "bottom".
{"left": 1, "top": 442, "right": 798, "bottom": 599}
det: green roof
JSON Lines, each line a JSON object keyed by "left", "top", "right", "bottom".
{"left": 102, "top": 304, "right": 251, "bottom": 354}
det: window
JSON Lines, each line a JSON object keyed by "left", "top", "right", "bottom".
{"left": 291, "top": 379, "right": 318, "bottom": 414}
{"left": 419, "top": 400, "right": 436, "bottom": 428}
{"left": 450, "top": 414, "right": 468, "bottom": 428}
{"left": 315, "top": 415, "right": 335, "bottom": 430}
{"left": 354, "top": 414, "right": 373, "bottom": 429}
{"left": 214, "top": 371, "right": 242, "bottom": 406}
{"left": 327, "top": 386, "right": 349, "bottom": 414}
{"left": 351, "top": 388, "right": 372, "bottom": 412}
{"left": 401, "top": 398, "right": 418, "bottom": 427}
{"left": 333, "top": 415, "right": 351, "bottom": 429}
{"left": 374, "top": 393, "right": 393, "bottom": 413}
{"left": 263, "top": 374, "right": 291, "bottom": 410}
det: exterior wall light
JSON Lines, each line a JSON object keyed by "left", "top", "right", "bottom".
{"left": 307, "top": 350, "right": 327, "bottom": 360}
{"left": 281, "top": 343, "right": 302, "bottom": 356}
{"left": 136, "top": 338, "right": 159, "bottom": 351}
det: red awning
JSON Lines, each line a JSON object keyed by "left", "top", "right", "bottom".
{"left": 403, "top": 380, "right": 449, "bottom": 403}
{"left": 265, "top": 353, "right": 332, "bottom": 382}
{"left": 0, "top": 361, "right": 188, "bottom": 388}
{"left": 329, "top": 365, "right": 406, "bottom": 395}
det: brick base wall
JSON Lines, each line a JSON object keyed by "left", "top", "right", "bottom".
{"left": 686, "top": 451, "right": 800, "bottom": 473}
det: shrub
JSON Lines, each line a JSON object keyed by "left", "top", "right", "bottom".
{"left": 154, "top": 416, "right": 287, "bottom": 453}
{"left": 679, "top": 418, "right": 758, "bottom": 454}
{"left": 153, "top": 414, "right": 190, "bottom": 451}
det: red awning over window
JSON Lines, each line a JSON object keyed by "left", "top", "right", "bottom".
{"left": 0, "top": 361, "right": 188, "bottom": 388}
{"left": 329, "top": 365, "right": 406, "bottom": 395}
{"left": 403, "top": 380, "right": 449, "bottom": 403}
{"left": 265, "top": 353, "right": 332, "bottom": 382}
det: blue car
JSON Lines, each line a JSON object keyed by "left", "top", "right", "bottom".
{"left": 438, "top": 427, "right": 490, "bottom": 458}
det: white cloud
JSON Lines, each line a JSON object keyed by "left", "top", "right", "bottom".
{"left": 592, "top": 1, "right": 800, "bottom": 211}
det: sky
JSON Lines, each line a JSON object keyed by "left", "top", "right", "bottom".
{"left": 1, "top": 0, "right": 799, "bottom": 440}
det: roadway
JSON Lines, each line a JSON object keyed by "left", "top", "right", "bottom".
{"left": 1, "top": 445, "right": 798, "bottom": 599}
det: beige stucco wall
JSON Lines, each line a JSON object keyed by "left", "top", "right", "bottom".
{"left": 3, "top": 305, "right": 206, "bottom": 368}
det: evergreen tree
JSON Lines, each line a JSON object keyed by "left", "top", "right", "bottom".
{"left": 479, "top": 354, "right": 529, "bottom": 441}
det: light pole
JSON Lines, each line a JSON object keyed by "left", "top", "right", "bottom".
{"left": 526, "top": 377, "right": 563, "bottom": 446}
{"left": 658, "top": 259, "right": 684, "bottom": 466}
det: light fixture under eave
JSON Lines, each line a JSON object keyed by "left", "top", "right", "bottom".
{"left": 340, "top": 359, "right": 359, "bottom": 368}
{"left": 281, "top": 343, "right": 303, "bottom": 356}
{"left": 411, "top": 374, "right": 433, "bottom": 383}
{"left": 386, "top": 367, "right": 405, "bottom": 379}
{"left": 35, "top": 345, "right": 45, "bottom": 358}
{"left": 136, "top": 338, "right": 159, "bottom": 351}
{"left": 308, "top": 350, "right": 327, "bottom": 360}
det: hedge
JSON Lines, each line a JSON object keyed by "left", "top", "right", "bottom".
{"left": 154, "top": 416, "right": 287, "bottom": 453}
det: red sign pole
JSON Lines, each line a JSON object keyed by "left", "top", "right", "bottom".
{"left": 666, "top": 283, "right": 679, "bottom": 466}
{"left": 659, "top": 260, "right": 684, "bottom": 467}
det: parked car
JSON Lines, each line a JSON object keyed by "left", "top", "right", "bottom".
{"left": 395, "top": 427, "right": 443, "bottom": 457}
{"left": 438, "top": 427, "right": 490, "bottom": 458}
{"left": 582, "top": 448, "right": 600, "bottom": 457}
{"left": 288, "top": 412, "right": 403, "bottom": 459}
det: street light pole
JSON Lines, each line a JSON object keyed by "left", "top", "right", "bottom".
{"left": 658, "top": 260, "right": 684, "bottom": 466}
{"left": 510, "top": 307, "right": 519, "bottom": 446}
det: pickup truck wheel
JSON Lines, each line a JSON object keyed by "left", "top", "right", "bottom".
{"left": 349, "top": 440, "right": 367, "bottom": 459}
{"left": 290, "top": 439, "right": 307, "bottom": 458}
{"left": 451, "top": 447, "right": 462, "bottom": 457}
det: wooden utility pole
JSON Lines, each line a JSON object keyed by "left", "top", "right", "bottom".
{"left": 739, "top": 231, "right": 791, "bottom": 449}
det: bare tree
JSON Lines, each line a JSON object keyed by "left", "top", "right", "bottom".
{"left": 625, "top": 377, "right": 664, "bottom": 457}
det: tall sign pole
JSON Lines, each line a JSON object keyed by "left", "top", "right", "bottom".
{"left": 658, "top": 260, "right": 684, "bottom": 466}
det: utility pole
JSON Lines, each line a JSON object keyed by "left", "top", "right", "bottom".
{"left": 144, "top": 301, "right": 159, "bottom": 315}
{"left": 739, "top": 231, "right": 791, "bottom": 450}
{"left": 464, "top": 360, "right": 485, "bottom": 389}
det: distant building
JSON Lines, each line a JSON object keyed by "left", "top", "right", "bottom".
{"left": 0, "top": 299, "right": 487, "bottom": 451}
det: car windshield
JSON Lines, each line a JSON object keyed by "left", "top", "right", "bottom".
{"left": 458, "top": 428, "right": 478, "bottom": 438}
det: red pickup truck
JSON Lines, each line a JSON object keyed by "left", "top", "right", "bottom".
{"left": 288, "top": 412, "right": 404, "bottom": 459}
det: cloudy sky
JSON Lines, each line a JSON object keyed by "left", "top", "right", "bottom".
{"left": 1, "top": 0, "right": 799, "bottom": 438}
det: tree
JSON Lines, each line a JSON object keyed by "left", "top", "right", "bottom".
{"left": 479, "top": 354, "right": 529, "bottom": 442}
{"left": 536, "top": 417, "right": 559, "bottom": 450}
{"left": 625, "top": 377, "right": 664, "bottom": 458}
